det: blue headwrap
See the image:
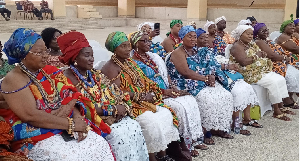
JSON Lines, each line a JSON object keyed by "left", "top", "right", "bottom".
{"left": 178, "top": 25, "right": 196, "bottom": 40}
{"left": 4, "top": 28, "right": 41, "bottom": 65}
{"left": 294, "top": 19, "right": 299, "bottom": 25}
{"left": 196, "top": 28, "right": 206, "bottom": 38}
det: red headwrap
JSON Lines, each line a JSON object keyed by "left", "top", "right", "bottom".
{"left": 57, "top": 31, "right": 90, "bottom": 65}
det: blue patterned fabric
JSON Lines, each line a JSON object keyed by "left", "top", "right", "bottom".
{"left": 166, "top": 47, "right": 228, "bottom": 96}
{"left": 4, "top": 28, "right": 41, "bottom": 65}
{"left": 133, "top": 60, "right": 167, "bottom": 89}
{"left": 150, "top": 42, "right": 168, "bottom": 60}
{"left": 178, "top": 26, "right": 196, "bottom": 40}
{"left": 196, "top": 28, "right": 206, "bottom": 38}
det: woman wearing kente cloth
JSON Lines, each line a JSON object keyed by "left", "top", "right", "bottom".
{"left": 254, "top": 23, "right": 299, "bottom": 110}
{"left": 215, "top": 16, "right": 235, "bottom": 44}
{"left": 57, "top": 31, "right": 149, "bottom": 161}
{"left": 166, "top": 26, "right": 234, "bottom": 145}
{"left": 293, "top": 18, "right": 299, "bottom": 39}
{"left": 102, "top": 31, "right": 180, "bottom": 161}
{"left": 161, "top": 20, "right": 183, "bottom": 53}
{"left": 229, "top": 25, "right": 291, "bottom": 121}
{"left": 0, "top": 28, "right": 114, "bottom": 160}
{"left": 0, "top": 41, "right": 15, "bottom": 79}
{"left": 41, "top": 27, "right": 66, "bottom": 68}
{"left": 130, "top": 31, "right": 208, "bottom": 157}
{"left": 196, "top": 28, "right": 261, "bottom": 132}
{"left": 204, "top": 21, "right": 227, "bottom": 56}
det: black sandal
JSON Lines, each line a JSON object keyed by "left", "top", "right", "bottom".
{"left": 156, "top": 155, "right": 175, "bottom": 161}
{"left": 243, "top": 120, "right": 263, "bottom": 128}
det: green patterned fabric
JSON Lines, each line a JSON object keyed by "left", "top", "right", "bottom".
{"left": 105, "top": 31, "right": 129, "bottom": 52}
{"left": 170, "top": 20, "right": 183, "bottom": 28}
{"left": 0, "top": 59, "right": 15, "bottom": 79}
{"left": 280, "top": 14, "right": 294, "bottom": 33}
{"left": 130, "top": 31, "right": 144, "bottom": 46}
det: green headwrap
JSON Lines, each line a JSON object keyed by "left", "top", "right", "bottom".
{"left": 105, "top": 31, "right": 129, "bottom": 52}
{"left": 280, "top": 14, "right": 294, "bottom": 33}
{"left": 166, "top": 20, "right": 183, "bottom": 37}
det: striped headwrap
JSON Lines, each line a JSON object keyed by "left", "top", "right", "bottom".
{"left": 130, "top": 31, "right": 144, "bottom": 47}
{"left": 105, "top": 31, "right": 129, "bottom": 52}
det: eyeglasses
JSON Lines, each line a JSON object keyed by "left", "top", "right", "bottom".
{"left": 259, "top": 28, "right": 269, "bottom": 33}
{"left": 29, "top": 49, "right": 50, "bottom": 56}
{"left": 138, "top": 39, "right": 152, "bottom": 43}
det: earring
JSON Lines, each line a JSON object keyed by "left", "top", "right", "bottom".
{"left": 74, "top": 61, "right": 78, "bottom": 66}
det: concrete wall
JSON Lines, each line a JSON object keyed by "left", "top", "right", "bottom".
{"left": 94, "top": 6, "right": 118, "bottom": 18}
{"left": 65, "top": 0, "right": 117, "bottom": 6}
{"left": 136, "top": 7, "right": 187, "bottom": 20}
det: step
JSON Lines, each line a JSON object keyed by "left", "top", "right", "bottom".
{"left": 86, "top": 12, "right": 100, "bottom": 16}
{"left": 78, "top": 5, "right": 93, "bottom": 9}
{"left": 83, "top": 8, "right": 97, "bottom": 12}
{"left": 90, "top": 15, "right": 102, "bottom": 19}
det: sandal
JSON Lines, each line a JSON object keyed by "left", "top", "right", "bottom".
{"left": 190, "top": 147, "right": 199, "bottom": 157}
{"left": 239, "top": 129, "right": 251, "bottom": 136}
{"left": 284, "top": 102, "right": 299, "bottom": 109}
{"left": 217, "top": 131, "right": 234, "bottom": 139}
{"left": 273, "top": 113, "right": 291, "bottom": 121}
{"left": 204, "top": 131, "right": 215, "bottom": 145}
{"left": 280, "top": 107, "right": 296, "bottom": 115}
{"left": 156, "top": 155, "right": 175, "bottom": 161}
{"left": 193, "top": 141, "right": 209, "bottom": 150}
{"left": 243, "top": 120, "right": 263, "bottom": 128}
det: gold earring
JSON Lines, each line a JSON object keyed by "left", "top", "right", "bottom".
{"left": 74, "top": 61, "right": 78, "bottom": 66}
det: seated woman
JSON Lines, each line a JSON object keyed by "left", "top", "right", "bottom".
{"left": 0, "top": 28, "right": 114, "bottom": 160}
{"left": 161, "top": 20, "right": 183, "bottom": 53}
{"left": 57, "top": 31, "right": 149, "bottom": 161}
{"left": 293, "top": 19, "right": 299, "bottom": 39}
{"left": 215, "top": 16, "right": 235, "bottom": 44}
{"left": 229, "top": 25, "right": 291, "bottom": 121}
{"left": 0, "top": 41, "right": 15, "bottom": 79}
{"left": 166, "top": 26, "right": 234, "bottom": 144}
{"left": 130, "top": 31, "right": 208, "bottom": 157}
{"left": 196, "top": 28, "right": 261, "bottom": 133}
{"left": 254, "top": 23, "right": 299, "bottom": 110}
{"left": 41, "top": 28, "right": 66, "bottom": 68}
{"left": 102, "top": 31, "right": 180, "bottom": 161}
{"left": 204, "top": 21, "right": 227, "bottom": 56}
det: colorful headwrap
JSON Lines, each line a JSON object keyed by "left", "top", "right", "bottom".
{"left": 196, "top": 28, "right": 206, "bottom": 38}
{"left": 231, "top": 25, "right": 254, "bottom": 40}
{"left": 105, "top": 31, "right": 129, "bottom": 53}
{"left": 137, "top": 22, "right": 154, "bottom": 31}
{"left": 3, "top": 28, "right": 41, "bottom": 65}
{"left": 246, "top": 16, "right": 256, "bottom": 22}
{"left": 238, "top": 19, "right": 252, "bottom": 26}
{"left": 294, "top": 19, "right": 299, "bottom": 25}
{"left": 170, "top": 20, "right": 183, "bottom": 28}
{"left": 130, "top": 31, "right": 145, "bottom": 47}
{"left": 57, "top": 31, "right": 90, "bottom": 65}
{"left": 215, "top": 16, "right": 226, "bottom": 24}
{"left": 187, "top": 21, "right": 196, "bottom": 26}
{"left": 178, "top": 26, "right": 196, "bottom": 40}
{"left": 253, "top": 23, "right": 266, "bottom": 37}
{"left": 204, "top": 20, "right": 215, "bottom": 32}
{"left": 280, "top": 14, "right": 294, "bottom": 33}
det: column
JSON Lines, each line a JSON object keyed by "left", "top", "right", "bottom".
{"left": 118, "top": 0, "right": 135, "bottom": 18}
{"left": 52, "top": 0, "right": 66, "bottom": 17}
{"left": 284, "top": 0, "right": 297, "bottom": 20}
{"left": 187, "top": 0, "right": 207, "bottom": 20}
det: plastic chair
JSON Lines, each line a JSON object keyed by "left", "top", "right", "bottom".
{"left": 15, "top": 1, "right": 26, "bottom": 20}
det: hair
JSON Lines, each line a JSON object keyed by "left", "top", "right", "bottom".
{"left": 41, "top": 28, "right": 62, "bottom": 49}
{"left": 246, "top": 16, "right": 256, "bottom": 22}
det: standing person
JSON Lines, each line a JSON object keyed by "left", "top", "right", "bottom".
{"left": 215, "top": 16, "right": 235, "bottom": 44}
{"left": 40, "top": 0, "right": 54, "bottom": 20}
{"left": 0, "top": 41, "right": 15, "bottom": 79}
{"left": 23, "top": 0, "right": 42, "bottom": 20}
{"left": 0, "top": 0, "right": 10, "bottom": 21}
{"left": 162, "top": 20, "right": 183, "bottom": 53}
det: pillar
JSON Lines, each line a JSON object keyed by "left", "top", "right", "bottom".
{"left": 187, "top": 0, "right": 207, "bottom": 20}
{"left": 284, "top": 0, "right": 297, "bottom": 21}
{"left": 118, "top": 0, "right": 135, "bottom": 18}
{"left": 52, "top": 0, "right": 66, "bottom": 17}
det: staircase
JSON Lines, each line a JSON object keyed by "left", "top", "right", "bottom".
{"left": 77, "top": 5, "right": 102, "bottom": 19}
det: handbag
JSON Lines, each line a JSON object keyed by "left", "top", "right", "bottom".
{"left": 250, "top": 105, "right": 261, "bottom": 120}
{"left": 224, "top": 70, "right": 244, "bottom": 81}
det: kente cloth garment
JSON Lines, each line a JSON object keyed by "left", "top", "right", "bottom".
{"left": 76, "top": 69, "right": 149, "bottom": 161}
{"left": 204, "top": 20, "right": 215, "bottom": 32}
{"left": 215, "top": 16, "right": 226, "bottom": 24}
{"left": 213, "top": 35, "right": 227, "bottom": 56}
{"left": 255, "top": 72, "right": 289, "bottom": 104}
{"left": 57, "top": 31, "right": 90, "bottom": 65}
{"left": 133, "top": 52, "right": 204, "bottom": 148}
{"left": 208, "top": 47, "right": 258, "bottom": 112}
{"left": 267, "top": 41, "right": 288, "bottom": 76}
{"left": 222, "top": 32, "right": 235, "bottom": 44}
{"left": 0, "top": 59, "right": 15, "bottom": 79}
{"left": 3, "top": 28, "right": 41, "bottom": 65}
{"left": 178, "top": 26, "right": 196, "bottom": 40}
{"left": 166, "top": 48, "right": 233, "bottom": 132}
{"left": 231, "top": 25, "right": 254, "bottom": 40}
{"left": 105, "top": 31, "right": 129, "bottom": 53}
{"left": 253, "top": 23, "right": 266, "bottom": 38}
{"left": 137, "top": 22, "right": 154, "bottom": 31}
{"left": 238, "top": 19, "right": 252, "bottom": 26}
{"left": 229, "top": 42, "right": 273, "bottom": 84}
{"left": 279, "top": 36, "right": 299, "bottom": 68}
{"left": 0, "top": 65, "right": 112, "bottom": 157}
{"left": 196, "top": 28, "right": 206, "bottom": 38}
{"left": 46, "top": 55, "right": 67, "bottom": 68}
{"left": 118, "top": 58, "right": 179, "bottom": 153}
{"left": 166, "top": 47, "right": 229, "bottom": 96}
{"left": 285, "top": 64, "right": 299, "bottom": 93}
{"left": 166, "top": 20, "right": 183, "bottom": 37}
{"left": 280, "top": 15, "right": 294, "bottom": 33}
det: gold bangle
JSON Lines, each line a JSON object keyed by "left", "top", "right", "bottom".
{"left": 67, "top": 117, "right": 74, "bottom": 135}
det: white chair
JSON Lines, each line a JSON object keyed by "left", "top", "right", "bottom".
{"left": 269, "top": 31, "right": 281, "bottom": 42}
{"left": 251, "top": 85, "right": 272, "bottom": 117}
{"left": 88, "top": 40, "right": 111, "bottom": 67}
{"left": 94, "top": 61, "right": 107, "bottom": 70}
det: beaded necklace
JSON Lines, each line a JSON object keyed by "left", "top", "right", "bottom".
{"left": 20, "top": 62, "right": 61, "bottom": 110}
{"left": 112, "top": 54, "right": 144, "bottom": 88}
{"left": 239, "top": 40, "right": 250, "bottom": 50}
{"left": 71, "top": 67, "right": 102, "bottom": 102}
{"left": 70, "top": 65, "right": 95, "bottom": 88}
{"left": 169, "top": 33, "right": 181, "bottom": 44}
{"left": 133, "top": 51, "right": 159, "bottom": 74}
